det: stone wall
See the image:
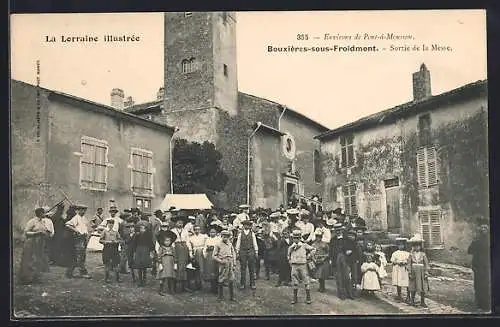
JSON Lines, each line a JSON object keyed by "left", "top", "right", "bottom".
{"left": 320, "top": 90, "right": 488, "bottom": 258}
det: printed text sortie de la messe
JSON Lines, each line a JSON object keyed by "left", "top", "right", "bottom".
{"left": 44, "top": 35, "right": 141, "bottom": 43}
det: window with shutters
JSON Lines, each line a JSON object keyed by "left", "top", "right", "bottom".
{"left": 340, "top": 133, "right": 355, "bottom": 168}
{"left": 419, "top": 208, "right": 443, "bottom": 249}
{"left": 418, "top": 114, "right": 432, "bottom": 146}
{"left": 342, "top": 184, "right": 357, "bottom": 215}
{"left": 416, "top": 146, "right": 438, "bottom": 188}
{"left": 130, "top": 148, "right": 154, "bottom": 196}
{"left": 313, "top": 149, "right": 321, "bottom": 183}
{"left": 80, "top": 136, "right": 108, "bottom": 191}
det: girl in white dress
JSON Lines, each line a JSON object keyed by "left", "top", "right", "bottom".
{"left": 374, "top": 243, "right": 388, "bottom": 283}
{"left": 390, "top": 238, "right": 410, "bottom": 302}
{"left": 361, "top": 253, "right": 381, "bottom": 296}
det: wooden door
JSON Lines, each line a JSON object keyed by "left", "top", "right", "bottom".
{"left": 385, "top": 187, "right": 401, "bottom": 232}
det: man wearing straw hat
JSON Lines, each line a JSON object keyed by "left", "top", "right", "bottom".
{"left": 288, "top": 229, "right": 316, "bottom": 304}
{"left": 65, "top": 202, "right": 92, "bottom": 279}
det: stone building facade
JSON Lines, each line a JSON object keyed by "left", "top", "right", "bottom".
{"left": 125, "top": 12, "right": 328, "bottom": 209}
{"left": 315, "top": 64, "right": 488, "bottom": 258}
{"left": 11, "top": 80, "right": 175, "bottom": 239}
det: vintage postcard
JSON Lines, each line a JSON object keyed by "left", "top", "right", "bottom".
{"left": 10, "top": 10, "right": 489, "bottom": 318}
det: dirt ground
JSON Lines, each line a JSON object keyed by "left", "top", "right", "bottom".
{"left": 12, "top": 246, "right": 480, "bottom": 317}
{"left": 12, "top": 248, "right": 400, "bottom": 317}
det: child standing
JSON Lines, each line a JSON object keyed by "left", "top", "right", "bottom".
{"left": 361, "top": 253, "right": 381, "bottom": 296}
{"left": 213, "top": 230, "right": 237, "bottom": 302}
{"left": 203, "top": 225, "right": 222, "bottom": 293}
{"left": 374, "top": 243, "right": 388, "bottom": 284}
{"left": 288, "top": 229, "right": 317, "bottom": 304}
{"left": 157, "top": 230, "right": 177, "bottom": 295}
{"left": 407, "top": 235, "right": 429, "bottom": 307}
{"left": 390, "top": 237, "right": 410, "bottom": 302}
{"left": 99, "top": 219, "right": 123, "bottom": 283}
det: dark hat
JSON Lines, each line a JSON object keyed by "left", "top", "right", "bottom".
{"left": 347, "top": 229, "right": 357, "bottom": 237}
{"left": 209, "top": 224, "right": 223, "bottom": 233}
{"left": 35, "top": 207, "right": 46, "bottom": 216}
{"left": 332, "top": 208, "right": 342, "bottom": 215}
{"left": 120, "top": 212, "right": 132, "bottom": 220}
{"left": 242, "top": 220, "right": 252, "bottom": 226}
{"left": 154, "top": 209, "right": 163, "bottom": 216}
{"left": 158, "top": 230, "right": 177, "bottom": 243}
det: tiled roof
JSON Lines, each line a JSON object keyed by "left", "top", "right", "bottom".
{"left": 314, "top": 79, "right": 487, "bottom": 140}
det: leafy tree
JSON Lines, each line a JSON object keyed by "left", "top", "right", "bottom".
{"left": 172, "top": 139, "right": 229, "bottom": 198}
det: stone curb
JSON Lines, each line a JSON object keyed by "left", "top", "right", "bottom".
{"left": 375, "top": 284, "right": 466, "bottom": 315}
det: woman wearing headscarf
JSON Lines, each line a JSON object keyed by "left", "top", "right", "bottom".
{"left": 468, "top": 222, "right": 491, "bottom": 312}
{"left": 18, "top": 207, "right": 55, "bottom": 284}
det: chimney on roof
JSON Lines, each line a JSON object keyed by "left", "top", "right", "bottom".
{"left": 124, "top": 96, "right": 135, "bottom": 107}
{"left": 412, "top": 63, "right": 432, "bottom": 101}
{"left": 110, "top": 88, "right": 125, "bottom": 110}
{"left": 157, "top": 87, "right": 165, "bottom": 100}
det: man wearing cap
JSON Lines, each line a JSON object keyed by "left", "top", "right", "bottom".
{"left": 311, "top": 229, "right": 330, "bottom": 293}
{"left": 149, "top": 210, "right": 163, "bottom": 278}
{"left": 288, "top": 229, "right": 316, "bottom": 304}
{"left": 64, "top": 203, "right": 91, "bottom": 279}
{"left": 213, "top": 230, "right": 237, "bottom": 301}
{"left": 119, "top": 213, "right": 136, "bottom": 277}
{"left": 233, "top": 205, "right": 250, "bottom": 230}
{"left": 235, "top": 219, "right": 259, "bottom": 290}
{"left": 98, "top": 206, "right": 122, "bottom": 233}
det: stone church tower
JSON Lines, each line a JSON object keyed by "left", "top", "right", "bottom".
{"left": 162, "top": 12, "right": 248, "bottom": 207}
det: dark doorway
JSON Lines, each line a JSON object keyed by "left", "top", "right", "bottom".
{"left": 286, "top": 182, "right": 296, "bottom": 207}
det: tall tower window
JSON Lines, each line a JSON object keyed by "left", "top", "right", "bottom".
{"left": 181, "top": 58, "right": 197, "bottom": 74}
{"left": 184, "top": 12, "right": 192, "bottom": 18}
{"left": 223, "top": 64, "right": 228, "bottom": 77}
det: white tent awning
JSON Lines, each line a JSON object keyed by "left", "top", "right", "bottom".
{"left": 158, "top": 194, "right": 214, "bottom": 211}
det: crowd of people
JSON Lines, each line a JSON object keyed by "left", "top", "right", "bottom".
{"left": 16, "top": 198, "right": 490, "bottom": 311}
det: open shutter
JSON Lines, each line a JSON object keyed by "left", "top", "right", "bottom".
{"left": 419, "top": 210, "right": 431, "bottom": 246}
{"left": 340, "top": 136, "right": 347, "bottom": 168}
{"left": 349, "top": 184, "right": 357, "bottom": 215}
{"left": 416, "top": 148, "right": 427, "bottom": 188}
{"left": 427, "top": 146, "right": 438, "bottom": 186}
{"left": 429, "top": 209, "right": 442, "bottom": 247}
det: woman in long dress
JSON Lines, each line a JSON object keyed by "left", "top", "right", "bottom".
{"left": 407, "top": 235, "right": 429, "bottom": 307}
{"left": 18, "top": 207, "right": 54, "bottom": 285}
{"left": 171, "top": 214, "right": 193, "bottom": 293}
{"left": 189, "top": 225, "right": 208, "bottom": 290}
{"left": 203, "top": 225, "right": 221, "bottom": 293}
{"left": 390, "top": 238, "right": 410, "bottom": 302}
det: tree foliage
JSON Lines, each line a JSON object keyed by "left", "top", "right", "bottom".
{"left": 172, "top": 139, "right": 229, "bottom": 197}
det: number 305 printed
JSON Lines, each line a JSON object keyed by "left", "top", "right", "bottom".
{"left": 297, "top": 34, "right": 309, "bottom": 40}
